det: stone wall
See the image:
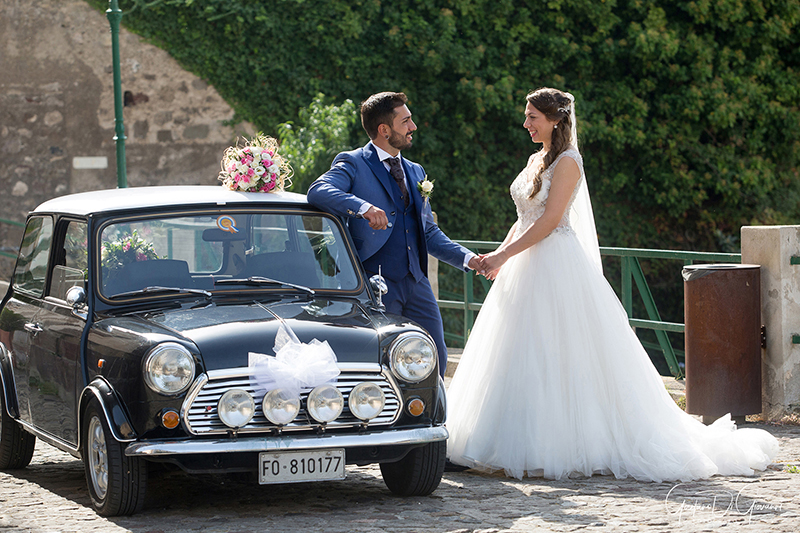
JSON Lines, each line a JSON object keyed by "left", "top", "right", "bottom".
{"left": 0, "top": 0, "right": 253, "bottom": 279}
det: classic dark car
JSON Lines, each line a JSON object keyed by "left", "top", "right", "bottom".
{"left": 0, "top": 186, "right": 446, "bottom": 516}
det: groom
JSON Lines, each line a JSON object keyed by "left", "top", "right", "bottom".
{"left": 307, "top": 91, "right": 480, "bottom": 377}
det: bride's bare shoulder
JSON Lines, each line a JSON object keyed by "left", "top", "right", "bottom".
{"left": 552, "top": 153, "right": 580, "bottom": 183}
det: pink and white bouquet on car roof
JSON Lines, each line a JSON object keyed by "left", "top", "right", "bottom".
{"left": 218, "top": 134, "right": 293, "bottom": 193}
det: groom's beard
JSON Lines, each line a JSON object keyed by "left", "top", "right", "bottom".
{"left": 388, "top": 128, "right": 413, "bottom": 151}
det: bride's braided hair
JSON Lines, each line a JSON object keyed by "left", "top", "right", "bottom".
{"left": 527, "top": 88, "right": 574, "bottom": 199}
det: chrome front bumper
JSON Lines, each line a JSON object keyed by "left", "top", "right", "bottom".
{"left": 125, "top": 426, "right": 448, "bottom": 457}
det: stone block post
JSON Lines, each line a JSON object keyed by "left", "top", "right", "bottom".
{"left": 741, "top": 225, "right": 800, "bottom": 419}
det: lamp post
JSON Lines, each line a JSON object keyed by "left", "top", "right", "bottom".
{"left": 107, "top": 0, "right": 127, "bottom": 188}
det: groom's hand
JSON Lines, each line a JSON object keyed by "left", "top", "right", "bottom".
{"left": 363, "top": 205, "right": 389, "bottom": 230}
{"left": 468, "top": 255, "right": 484, "bottom": 275}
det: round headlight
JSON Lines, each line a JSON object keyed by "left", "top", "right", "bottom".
{"left": 143, "top": 343, "right": 195, "bottom": 395}
{"left": 390, "top": 333, "right": 437, "bottom": 382}
{"left": 348, "top": 382, "right": 386, "bottom": 421}
{"left": 262, "top": 388, "right": 301, "bottom": 426}
{"left": 217, "top": 389, "right": 255, "bottom": 428}
{"left": 307, "top": 385, "right": 344, "bottom": 423}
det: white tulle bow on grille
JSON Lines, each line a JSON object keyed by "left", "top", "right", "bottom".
{"left": 248, "top": 322, "right": 340, "bottom": 396}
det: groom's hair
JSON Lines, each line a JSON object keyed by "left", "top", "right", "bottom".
{"left": 361, "top": 92, "right": 408, "bottom": 139}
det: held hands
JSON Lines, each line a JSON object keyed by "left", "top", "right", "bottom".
{"left": 362, "top": 205, "right": 388, "bottom": 230}
{"left": 474, "top": 250, "right": 508, "bottom": 281}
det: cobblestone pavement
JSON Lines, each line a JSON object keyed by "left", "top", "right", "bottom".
{"left": 0, "top": 420, "right": 797, "bottom": 532}
{"left": 2, "top": 330, "right": 799, "bottom": 532}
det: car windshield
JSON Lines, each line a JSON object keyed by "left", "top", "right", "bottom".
{"left": 99, "top": 212, "right": 360, "bottom": 298}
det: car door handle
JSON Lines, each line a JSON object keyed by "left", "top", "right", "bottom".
{"left": 24, "top": 323, "right": 43, "bottom": 336}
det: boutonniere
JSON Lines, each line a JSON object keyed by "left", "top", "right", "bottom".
{"left": 417, "top": 176, "right": 434, "bottom": 205}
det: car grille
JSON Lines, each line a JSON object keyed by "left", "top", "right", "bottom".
{"left": 182, "top": 364, "right": 402, "bottom": 435}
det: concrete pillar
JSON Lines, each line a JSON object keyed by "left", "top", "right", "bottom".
{"left": 428, "top": 254, "right": 439, "bottom": 300}
{"left": 741, "top": 225, "right": 800, "bottom": 419}
{"left": 427, "top": 212, "right": 439, "bottom": 299}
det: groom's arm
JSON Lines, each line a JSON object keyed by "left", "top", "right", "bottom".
{"left": 422, "top": 205, "right": 476, "bottom": 273}
{"left": 407, "top": 162, "right": 476, "bottom": 272}
{"left": 307, "top": 153, "right": 370, "bottom": 219}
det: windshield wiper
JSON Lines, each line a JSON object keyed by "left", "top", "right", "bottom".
{"left": 110, "top": 286, "right": 213, "bottom": 300}
{"left": 215, "top": 276, "right": 315, "bottom": 297}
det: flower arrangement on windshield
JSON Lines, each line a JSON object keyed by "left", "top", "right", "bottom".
{"left": 218, "top": 134, "right": 294, "bottom": 193}
{"left": 101, "top": 230, "right": 159, "bottom": 270}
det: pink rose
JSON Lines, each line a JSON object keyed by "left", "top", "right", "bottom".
{"left": 136, "top": 252, "right": 148, "bottom": 261}
{"left": 123, "top": 242, "right": 131, "bottom": 252}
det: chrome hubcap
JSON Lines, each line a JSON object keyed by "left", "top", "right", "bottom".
{"left": 87, "top": 417, "right": 108, "bottom": 499}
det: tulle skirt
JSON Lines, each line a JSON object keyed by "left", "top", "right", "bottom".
{"left": 446, "top": 229, "right": 778, "bottom": 482}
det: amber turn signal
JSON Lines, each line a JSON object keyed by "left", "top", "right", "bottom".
{"left": 407, "top": 398, "right": 425, "bottom": 416}
{"left": 161, "top": 409, "right": 180, "bottom": 429}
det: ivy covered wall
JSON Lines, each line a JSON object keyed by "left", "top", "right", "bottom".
{"left": 85, "top": 0, "right": 799, "bottom": 253}
{"left": 86, "top": 0, "right": 800, "bottom": 254}
{"left": 77, "top": 0, "right": 799, "bottom": 356}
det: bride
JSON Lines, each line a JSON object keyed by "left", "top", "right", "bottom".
{"left": 446, "top": 87, "right": 778, "bottom": 482}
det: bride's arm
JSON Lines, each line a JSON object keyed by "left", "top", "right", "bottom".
{"left": 481, "top": 157, "right": 581, "bottom": 273}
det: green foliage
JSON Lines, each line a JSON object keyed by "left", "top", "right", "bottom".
{"left": 85, "top": 0, "right": 800, "bottom": 253}
{"left": 276, "top": 94, "right": 359, "bottom": 193}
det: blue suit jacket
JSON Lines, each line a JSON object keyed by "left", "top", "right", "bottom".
{"left": 307, "top": 142, "right": 470, "bottom": 274}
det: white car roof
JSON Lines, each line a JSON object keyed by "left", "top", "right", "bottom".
{"left": 32, "top": 186, "right": 310, "bottom": 216}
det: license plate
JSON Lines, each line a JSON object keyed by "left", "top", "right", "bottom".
{"left": 259, "top": 449, "right": 345, "bottom": 484}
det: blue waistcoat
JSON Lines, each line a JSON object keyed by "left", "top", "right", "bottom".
{"left": 362, "top": 171, "right": 425, "bottom": 282}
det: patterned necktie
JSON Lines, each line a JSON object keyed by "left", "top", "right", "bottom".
{"left": 387, "top": 157, "right": 409, "bottom": 208}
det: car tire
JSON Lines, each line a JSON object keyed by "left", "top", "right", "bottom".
{"left": 82, "top": 399, "right": 147, "bottom": 516}
{"left": 0, "top": 390, "right": 35, "bottom": 470}
{"left": 380, "top": 439, "right": 445, "bottom": 496}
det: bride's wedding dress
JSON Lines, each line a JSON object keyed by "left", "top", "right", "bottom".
{"left": 446, "top": 148, "right": 779, "bottom": 482}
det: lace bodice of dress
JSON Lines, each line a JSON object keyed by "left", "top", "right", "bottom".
{"left": 510, "top": 148, "right": 584, "bottom": 237}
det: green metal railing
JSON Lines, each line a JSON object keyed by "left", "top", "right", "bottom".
{"left": 0, "top": 218, "right": 25, "bottom": 259}
{"left": 438, "top": 240, "right": 742, "bottom": 379}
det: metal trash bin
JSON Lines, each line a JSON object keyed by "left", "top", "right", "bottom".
{"left": 682, "top": 264, "right": 762, "bottom": 425}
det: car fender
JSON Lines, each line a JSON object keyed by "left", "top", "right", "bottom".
{"left": 79, "top": 377, "right": 137, "bottom": 446}
{"left": 0, "top": 342, "right": 19, "bottom": 419}
{"left": 433, "top": 375, "right": 447, "bottom": 425}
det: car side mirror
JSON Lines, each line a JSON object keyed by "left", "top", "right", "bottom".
{"left": 65, "top": 286, "right": 86, "bottom": 307}
{"left": 369, "top": 274, "right": 388, "bottom": 310}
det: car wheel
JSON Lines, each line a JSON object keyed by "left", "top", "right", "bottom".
{"left": 380, "top": 439, "right": 445, "bottom": 496}
{"left": 82, "top": 400, "right": 147, "bottom": 516}
{"left": 0, "top": 390, "right": 35, "bottom": 469}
